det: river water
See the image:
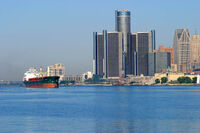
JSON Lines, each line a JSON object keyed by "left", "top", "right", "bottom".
{"left": 0, "top": 85, "right": 200, "bottom": 133}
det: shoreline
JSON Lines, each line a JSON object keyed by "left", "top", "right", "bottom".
{"left": 1, "top": 83, "right": 200, "bottom": 88}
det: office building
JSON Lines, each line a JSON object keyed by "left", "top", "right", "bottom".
{"left": 126, "top": 33, "right": 137, "bottom": 75}
{"left": 190, "top": 34, "right": 200, "bottom": 61}
{"left": 115, "top": 10, "right": 131, "bottom": 52}
{"left": 173, "top": 29, "right": 191, "bottom": 72}
{"left": 156, "top": 45, "right": 174, "bottom": 64}
{"left": 93, "top": 32, "right": 104, "bottom": 76}
{"left": 148, "top": 52, "right": 171, "bottom": 76}
{"left": 93, "top": 30, "right": 123, "bottom": 78}
{"left": 115, "top": 10, "right": 131, "bottom": 76}
{"left": 107, "top": 31, "right": 123, "bottom": 78}
{"left": 151, "top": 30, "right": 156, "bottom": 50}
{"left": 93, "top": 10, "right": 155, "bottom": 78}
{"left": 137, "top": 32, "right": 153, "bottom": 76}
{"left": 47, "top": 64, "right": 65, "bottom": 80}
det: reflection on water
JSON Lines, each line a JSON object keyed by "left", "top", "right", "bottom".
{"left": 1, "top": 86, "right": 200, "bottom": 133}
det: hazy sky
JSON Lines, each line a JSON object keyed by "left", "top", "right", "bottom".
{"left": 0, "top": 0, "right": 200, "bottom": 80}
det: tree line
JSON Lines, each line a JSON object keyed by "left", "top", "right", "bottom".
{"left": 155, "top": 76, "right": 197, "bottom": 84}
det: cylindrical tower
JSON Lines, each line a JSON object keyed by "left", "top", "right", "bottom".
{"left": 115, "top": 10, "right": 131, "bottom": 52}
{"left": 115, "top": 10, "right": 131, "bottom": 77}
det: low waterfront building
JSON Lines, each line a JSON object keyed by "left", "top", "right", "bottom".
{"left": 82, "top": 71, "right": 93, "bottom": 80}
{"left": 64, "top": 72, "right": 93, "bottom": 83}
{"left": 126, "top": 75, "right": 155, "bottom": 85}
{"left": 47, "top": 64, "right": 65, "bottom": 81}
{"left": 64, "top": 75, "right": 84, "bottom": 83}
{"left": 154, "top": 73, "right": 198, "bottom": 82}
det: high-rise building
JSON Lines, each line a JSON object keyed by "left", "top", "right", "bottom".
{"left": 151, "top": 30, "right": 156, "bottom": 50}
{"left": 148, "top": 53, "right": 155, "bottom": 76}
{"left": 93, "top": 30, "right": 123, "bottom": 78}
{"left": 126, "top": 33, "right": 137, "bottom": 75}
{"left": 137, "top": 32, "right": 153, "bottom": 76}
{"left": 47, "top": 64, "right": 65, "bottom": 80}
{"left": 115, "top": 10, "right": 131, "bottom": 76}
{"left": 148, "top": 52, "right": 171, "bottom": 76}
{"left": 186, "top": 34, "right": 200, "bottom": 73}
{"left": 173, "top": 29, "right": 191, "bottom": 72}
{"left": 156, "top": 45, "right": 174, "bottom": 64}
{"left": 190, "top": 34, "right": 200, "bottom": 61}
{"left": 93, "top": 32, "right": 104, "bottom": 76}
{"left": 115, "top": 10, "right": 131, "bottom": 52}
{"left": 93, "top": 10, "right": 155, "bottom": 78}
{"left": 106, "top": 31, "right": 123, "bottom": 78}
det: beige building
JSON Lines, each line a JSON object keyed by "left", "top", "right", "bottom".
{"left": 173, "top": 29, "right": 191, "bottom": 72}
{"left": 64, "top": 75, "right": 84, "bottom": 83}
{"left": 171, "top": 64, "right": 177, "bottom": 73}
{"left": 191, "top": 34, "right": 200, "bottom": 61}
{"left": 154, "top": 73, "right": 197, "bottom": 82}
{"left": 47, "top": 64, "right": 65, "bottom": 80}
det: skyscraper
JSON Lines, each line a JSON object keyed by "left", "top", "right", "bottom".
{"left": 151, "top": 30, "right": 156, "bottom": 50}
{"left": 155, "top": 52, "right": 171, "bottom": 73}
{"left": 106, "top": 31, "right": 123, "bottom": 77}
{"left": 126, "top": 33, "right": 137, "bottom": 75}
{"left": 156, "top": 45, "right": 174, "bottom": 64}
{"left": 93, "top": 32, "right": 97, "bottom": 75}
{"left": 93, "top": 31, "right": 123, "bottom": 78}
{"left": 137, "top": 32, "right": 153, "bottom": 76}
{"left": 148, "top": 52, "right": 171, "bottom": 76}
{"left": 115, "top": 10, "right": 131, "bottom": 76}
{"left": 93, "top": 10, "right": 155, "bottom": 78}
{"left": 93, "top": 32, "right": 104, "bottom": 76}
{"left": 173, "top": 29, "right": 191, "bottom": 72}
{"left": 186, "top": 34, "right": 200, "bottom": 72}
{"left": 190, "top": 34, "right": 200, "bottom": 61}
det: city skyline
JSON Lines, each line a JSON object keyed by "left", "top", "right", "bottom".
{"left": 0, "top": 0, "right": 200, "bottom": 80}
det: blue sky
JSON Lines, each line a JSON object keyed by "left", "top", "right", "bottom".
{"left": 0, "top": 0, "right": 200, "bottom": 80}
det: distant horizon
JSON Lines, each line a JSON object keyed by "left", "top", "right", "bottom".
{"left": 0, "top": 0, "right": 199, "bottom": 80}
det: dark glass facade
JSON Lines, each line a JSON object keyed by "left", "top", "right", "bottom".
{"left": 93, "top": 32, "right": 97, "bottom": 74}
{"left": 93, "top": 31, "right": 123, "bottom": 78}
{"left": 97, "top": 34, "right": 104, "bottom": 76}
{"left": 148, "top": 52, "right": 171, "bottom": 76}
{"left": 151, "top": 30, "right": 156, "bottom": 50}
{"left": 115, "top": 10, "right": 131, "bottom": 77}
{"left": 107, "top": 32, "right": 123, "bottom": 77}
{"left": 137, "top": 32, "right": 150, "bottom": 76}
{"left": 148, "top": 52, "right": 155, "bottom": 76}
{"left": 103, "top": 30, "right": 107, "bottom": 78}
{"left": 93, "top": 10, "right": 156, "bottom": 78}
{"left": 155, "top": 52, "right": 171, "bottom": 73}
{"left": 126, "top": 33, "right": 137, "bottom": 75}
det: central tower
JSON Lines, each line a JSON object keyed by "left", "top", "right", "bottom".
{"left": 115, "top": 10, "right": 131, "bottom": 52}
{"left": 115, "top": 10, "right": 131, "bottom": 76}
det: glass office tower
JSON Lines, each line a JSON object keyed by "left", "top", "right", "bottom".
{"left": 115, "top": 10, "right": 131, "bottom": 76}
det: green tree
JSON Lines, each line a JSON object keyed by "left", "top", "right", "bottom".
{"left": 155, "top": 79, "right": 160, "bottom": 84}
{"left": 177, "top": 76, "right": 192, "bottom": 83}
{"left": 192, "top": 77, "right": 197, "bottom": 83}
{"left": 161, "top": 77, "right": 168, "bottom": 84}
{"left": 185, "top": 77, "right": 192, "bottom": 83}
{"left": 177, "top": 77, "right": 184, "bottom": 83}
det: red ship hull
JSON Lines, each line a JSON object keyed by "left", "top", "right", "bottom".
{"left": 24, "top": 76, "right": 59, "bottom": 88}
{"left": 25, "top": 83, "right": 59, "bottom": 88}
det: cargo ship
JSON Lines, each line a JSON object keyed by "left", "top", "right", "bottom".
{"left": 23, "top": 68, "right": 59, "bottom": 88}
